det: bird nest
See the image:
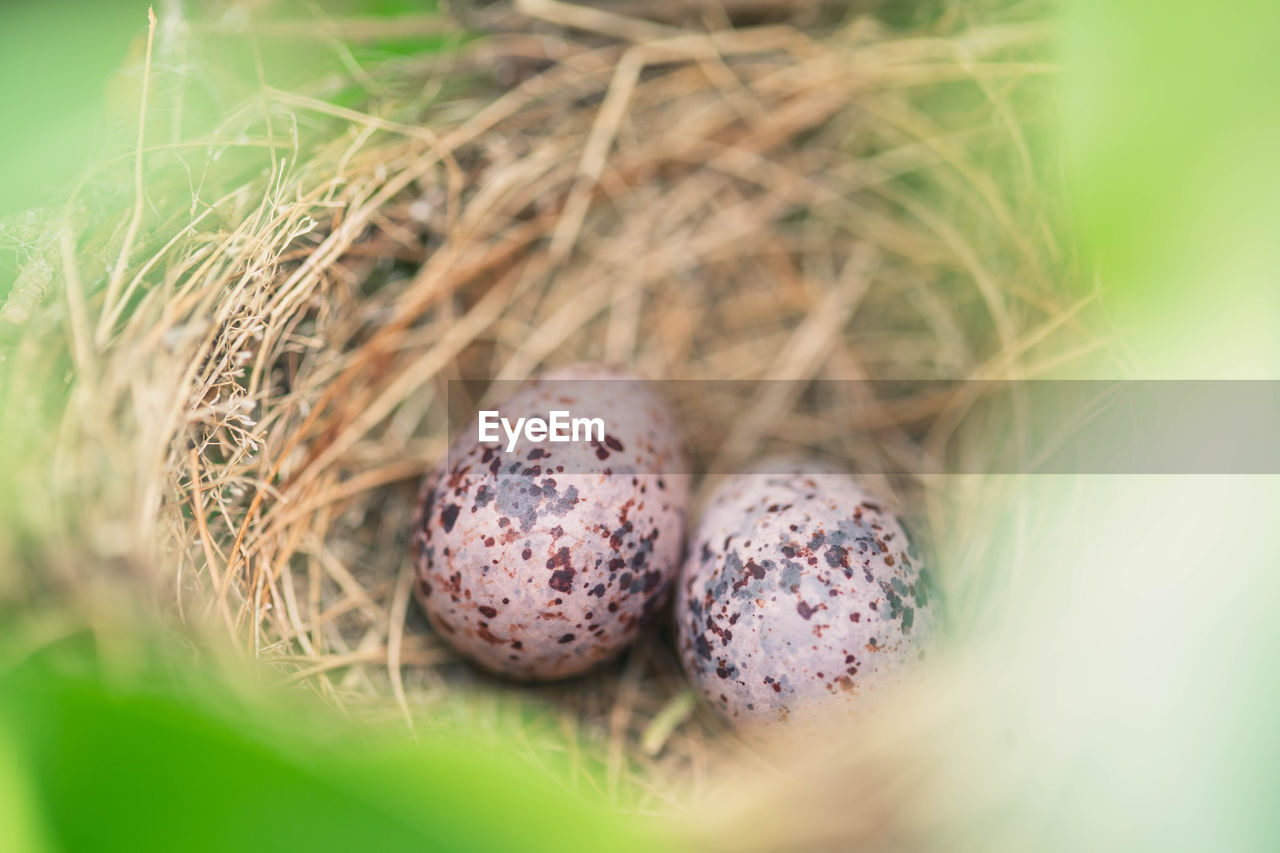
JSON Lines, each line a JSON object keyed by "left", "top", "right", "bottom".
{"left": 0, "top": 0, "right": 1083, "bottom": 822}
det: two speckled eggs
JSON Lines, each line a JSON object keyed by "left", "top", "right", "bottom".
{"left": 412, "top": 367, "right": 934, "bottom": 728}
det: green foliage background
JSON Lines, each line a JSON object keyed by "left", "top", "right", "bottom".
{"left": 1, "top": 0, "right": 1278, "bottom": 850}
{"left": 0, "top": 643, "right": 664, "bottom": 853}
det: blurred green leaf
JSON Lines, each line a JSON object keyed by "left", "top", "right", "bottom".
{"left": 0, "top": 1, "right": 146, "bottom": 218}
{"left": 1063, "top": 0, "right": 1280, "bottom": 375}
{"left": 0, "top": 653, "right": 666, "bottom": 853}
{"left": 0, "top": 729, "right": 53, "bottom": 853}
{"left": 1055, "top": 2, "right": 1280, "bottom": 850}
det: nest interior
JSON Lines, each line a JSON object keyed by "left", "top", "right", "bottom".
{"left": 0, "top": 0, "right": 1087, "bottom": 816}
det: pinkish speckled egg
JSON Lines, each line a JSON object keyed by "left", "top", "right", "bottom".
{"left": 676, "top": 458, "right": 935, "bottom": 728}
{"left": 412, "top": 366, "right": 688, "bottom": 681}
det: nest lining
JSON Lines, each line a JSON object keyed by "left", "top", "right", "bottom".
{"left": 0, "top": 0, "right": 1085, "bottom": 816}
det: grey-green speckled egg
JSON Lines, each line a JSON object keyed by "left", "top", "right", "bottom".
{"left": 413, "top": 365, "right": 688, "bottom": 681}
{"left": 676, "top": 458, "right": 935, "bottom": 728}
